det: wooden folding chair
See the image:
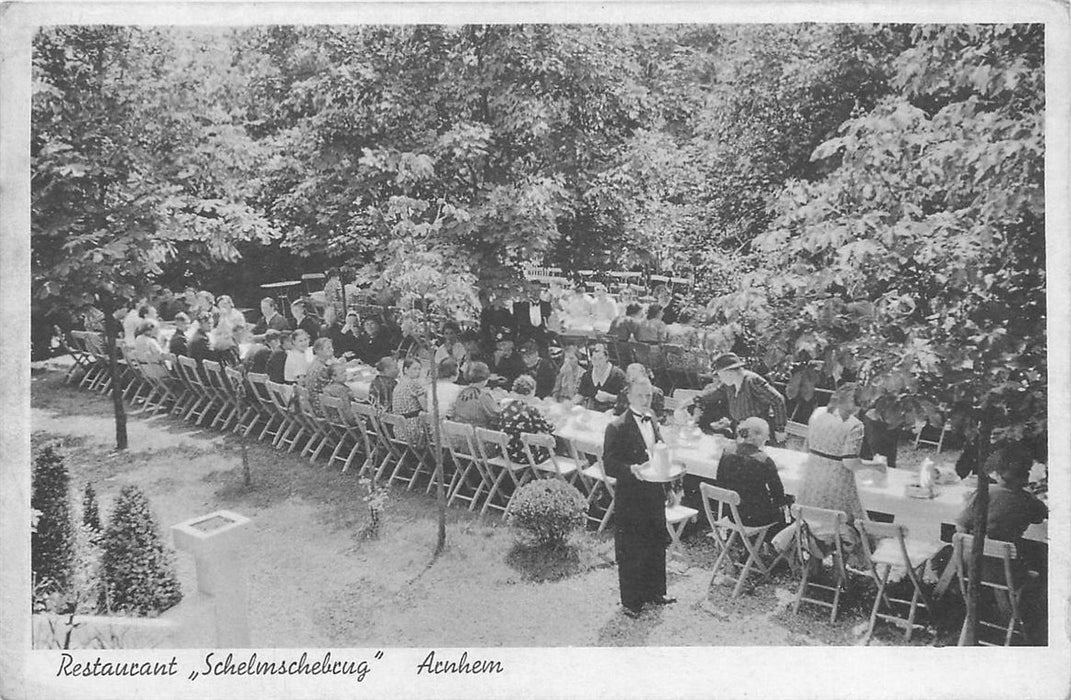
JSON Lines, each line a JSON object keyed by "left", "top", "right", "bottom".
{"left": 265, "top": 380, "right": 303, "bottom": 452}
{"left": 246, "top": 373, "right": 285, "bottom": 444}
{"left": 699, "top": 483, "right": 779, "bottom": 598}
{"left": 320, "top": 395, "right": 361, "bottom": 472}
{"left": 519, "top": 432, "right": 580, "bottom": 482}
{"left": 564, "top": 438, "right": 616, "bottom": 533}
{"left": 224, "top": 366, "right": 261, "bottom": 436}
{"left": 443, "top": 421, "right": 490, "bottom": 510}
{"left": 378, "top": 412, "right": 423, "bottom": 486}
{"left": 857, "top": 520, "right": 944, "bottom": 643}
{"left": 419, "top": 412, "right": 447, "bottom": 495}
{"left": 202, "top": 360, "right": 238, "bottom": 431}
{"left": 474, "top": 427, "right": 535, "bottom": 518}
{"left": 176, "top": 356, "right": 216, "bottom": 426}
{"left": 351, "top": 402, "right": 390, "bottom": 479}
{"left": 953, "top": 534, "right": 1030, "bottom": 646}
{"left": 78, "top": 332, "right": 112, "bottom": 393}
{"left": 790, "top": 504, "right": 850, "bottom": 622}
{"left": 63, "top": 331, "right": 93, "bottom": 385}
{"left": 292, "top": 385, "right": 331, "bottom": 462}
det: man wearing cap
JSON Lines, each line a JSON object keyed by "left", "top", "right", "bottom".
{"left": 707, "top": 352, "right": 788, "bottom": 444}
{"left": 603, "top": 379, "right": 675, "bottom": 618}
{"left": 488, "top": 332, "right": 525, "bottom": 389}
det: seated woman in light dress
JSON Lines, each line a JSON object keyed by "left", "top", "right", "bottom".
{"left": 783, "top": 383, "right": 873, "bottom": 566}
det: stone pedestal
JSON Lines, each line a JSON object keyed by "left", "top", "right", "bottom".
{"left": 172, "top": 510, "right": 251, "bottom": 647}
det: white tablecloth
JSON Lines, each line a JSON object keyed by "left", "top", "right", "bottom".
{"left": 553, "top": 407, "right": 1047, "bottom": 544}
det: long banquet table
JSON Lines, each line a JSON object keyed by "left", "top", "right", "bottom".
{"left": 553, "top": 407, "right": 1047, "bottom": 544}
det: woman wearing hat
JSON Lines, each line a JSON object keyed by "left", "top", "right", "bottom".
{"left": 708, "top": 352, "right": 788, "bottom": 444}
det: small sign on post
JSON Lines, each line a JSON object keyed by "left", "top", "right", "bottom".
{"left": 172, "top": 510, "right": 251, "bottom": 647}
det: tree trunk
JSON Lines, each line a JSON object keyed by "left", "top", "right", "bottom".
{"left": 103, "top": 310, "right": 128, "bottom": 450}
{"left": 962, "top": 413, "right": 993, "bottom": 645}
{"left": 430, "top": 360, "right": 447, "bottom": 556}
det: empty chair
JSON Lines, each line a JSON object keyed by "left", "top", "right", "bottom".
{"left": 246, "top": 373, "right": 285, "bottom": 444}
{"left": 62, "top": 331, "right": 93, "bottom": 385}
{"left": 201, "top": 360, "right": 238, "bottom": 431}
{"left": 564, "top": 439, "right": 616, "bottom": 533}
{"left": 857, "top": 520, "right": 944, "bottom": 643}
{"left": 224, "top": 366, "right": 262, "bottom": 436}
{"left": 700, "top": 483, "right": 780, "bottom": 598}
{"left": 176, "top": 355, "right": 215, "bottom": 426}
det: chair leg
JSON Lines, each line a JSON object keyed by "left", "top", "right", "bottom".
{"left": 865, "top": 565, "right": 891, "bottom": 645}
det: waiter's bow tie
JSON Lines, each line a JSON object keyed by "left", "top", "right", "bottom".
{"left": 633, "top": 412, "right": 652, "bottom": 423}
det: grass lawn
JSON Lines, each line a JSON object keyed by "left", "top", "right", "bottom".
{"left": 30, "top": 367, "right": 970, "bottom": 648}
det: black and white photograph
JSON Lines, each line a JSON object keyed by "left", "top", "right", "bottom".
{"left": 2, "top": 2, "right": 1068, "bottom": 698}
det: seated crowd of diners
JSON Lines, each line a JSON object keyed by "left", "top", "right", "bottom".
{"left": 67, "top": 276, "right": 1048, "bottom": 644}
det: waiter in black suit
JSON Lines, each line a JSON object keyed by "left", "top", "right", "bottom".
{"left": 603, "top": 379, "right": 676, "bottom": 618}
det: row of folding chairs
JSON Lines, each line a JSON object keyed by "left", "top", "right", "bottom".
{"left": 700, "top": 486, "right": 1034, "bottom": 646}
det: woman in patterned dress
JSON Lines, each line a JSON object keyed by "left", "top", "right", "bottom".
{"left": 495, "top": 375, "right": 554, "bottom": 464}
{"left": 391, "top": 357, "right": 427, "bottom": 444}
{"left": 796, "top": 383, "right": 866, "bottom": 521}
{"left": 792, "top": 383, "right": 868, "bottom": 567}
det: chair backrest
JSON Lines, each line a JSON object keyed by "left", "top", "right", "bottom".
{"left": 177, "top": 355, "right": 206, "bottom": 386}
{"left": 952, "top": 533, "right": 1019, "bottom": 589}
{"left": 785, "top": 420, "right": 808, "bottom": 440}
{"left": 378, "top": 412, "right": 411, "bottom": 444}
{"left": 246, "top": 372, "right": 274, "bottom": 405}
{"left": 265, "top": 380, "right": 293, "bottom": 410}
{"left": 790, "top": 503, "right": 848, "bottom": 555}
{"left": 519, "top": 431, "right": 560, "bottom": 472}
{"left": 699, "top": 482, "right": 743, "bottom": 525}
{"left": 474, "top": 426, "right": 515, "bottom": 464}
{"left": 442, "top": 420, "right": 478, "bottom": 459}
{"left": 292, "top": 384, "right": 318, "bottom": 419}
{"left": 224, "top": 366, "right": 247, "bottom": 398}
{"left": 202, "top": 359, "right": 226, "bottom": 392}
{"left": 319, "top": 395, "right": 348, "bottom": 426}
{"left": 857, "top": 520, "right": 909, "bottom": 564}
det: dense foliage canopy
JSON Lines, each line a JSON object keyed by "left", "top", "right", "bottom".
{"left": 32, "top": 23, "right": 1046, "bottom": 443}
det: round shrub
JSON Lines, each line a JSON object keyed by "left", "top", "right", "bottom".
{"left": 31, "top": 444, "right": 75, "bottom": 594}
{"left": 506, "top": 480, "right": 587, "bottom": 547}
{"left": 101, "top": 485, "right": 182, "bottom": 616}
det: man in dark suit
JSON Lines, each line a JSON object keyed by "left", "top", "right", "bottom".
{"left": 603, "top": 379, "right": 676, "bottom": 618}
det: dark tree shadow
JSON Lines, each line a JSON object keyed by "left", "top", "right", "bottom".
{"left": 505, "top": 541, "right": 588, "bottom": 583}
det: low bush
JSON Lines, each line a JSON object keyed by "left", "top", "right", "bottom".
{"left": 506, "top": 480, "right": 587, "bottom": 547}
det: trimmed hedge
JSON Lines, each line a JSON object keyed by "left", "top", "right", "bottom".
{"left": 101, "top": 485, "right": 182, "bottom": 616}
{"left": 506, "top": 480, "right": 587, "bottom": 547}
{"left": 31, "top": 445, "right": 75, "bottom": 593}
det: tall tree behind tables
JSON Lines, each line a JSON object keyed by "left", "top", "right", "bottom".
{"left": 708, "top": 24, "right": 1045, "bottom": 645}
{"left": 364, "top": 195, "right": 481, "bottom": 558}
{"left": 238, "top": 25, "right": 667, "bottom": 286}
{"left": 31, "top": 27, "right": 278, "bottom": 449}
